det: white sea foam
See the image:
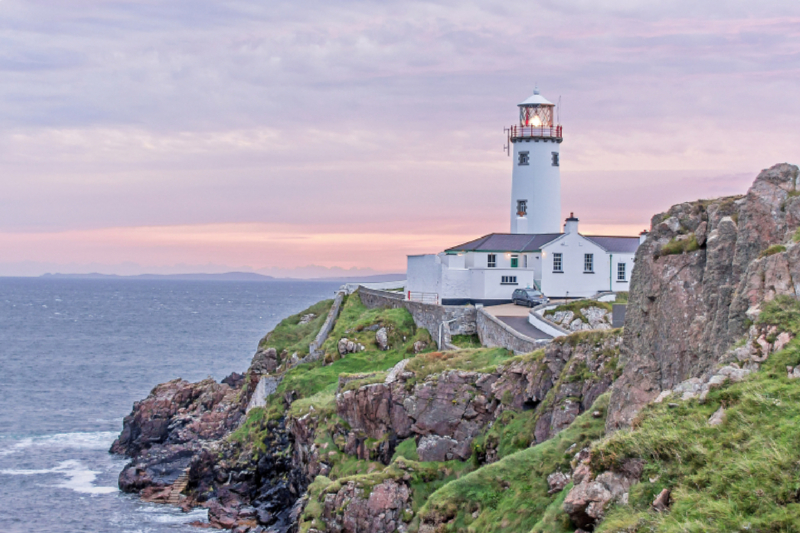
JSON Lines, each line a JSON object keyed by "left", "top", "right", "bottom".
{"left": 0, "top": 459, "right": 118, "bottom": 495}
{"left": 0, "top": 431, "right": 117, "bottom": 457}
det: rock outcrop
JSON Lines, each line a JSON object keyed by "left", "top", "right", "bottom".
{"left": 335, "top": 331, "right": 621, "bottom": 465}
{"left": 607, "top": 163, "right": 800, "bottom": 431}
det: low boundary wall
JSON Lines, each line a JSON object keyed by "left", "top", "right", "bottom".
{"left": 476, "top": 308, "right": 549, "bottom": 355}
{"left": 529, "top": 303, "right": 570, "bottom": 338}
{"left": 309, "top": 290, "right": 346, "bottom": 357}
{"left": 358, "top": 287, "right": 476, "bottom": 349}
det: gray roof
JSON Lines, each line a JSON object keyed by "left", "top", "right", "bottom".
{"left": 446, "top": 233, "right": 640, "bottom": 254}
{"left": 446, "top": 233, "right": 562, "bottom": 253}
{"left": 584, "top": 236, "right": 640, "bottom": 253}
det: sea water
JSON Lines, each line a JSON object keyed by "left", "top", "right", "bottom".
{"left": 0, "top": 277, "right": 340, "bottom": 532}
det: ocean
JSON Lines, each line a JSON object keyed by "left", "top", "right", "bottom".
{"left": 0, "top": 277, "right": 341, "bottom": 532}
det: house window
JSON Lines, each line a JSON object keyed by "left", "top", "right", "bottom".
{"left": 553, "top": 253, "right": 563, "bottom": 272}
{"left": 501, "top": 276, "right": 518, "bottom": 285}
{"left": 516, "top": 200, "right": 527, "bottom": 216}
{"left": 523, "top": 255, "right": 528, "bottom": 268}
{"left": 518, "top": 151, "right": 530, "bottom": 166}
{"left": 617, "top": 263, "right": 626, "bottom": 281}
{"left": 487, "top": 254, "right": 496, "bottom": 268}
{"left": 551, "top": 152, "right": 559, "bottom": 166}
{"left": 510, "top": 255, "right": 519, "bottom": 268}
{"left": 584, "top": 254, "right": 594, "bottom": 272}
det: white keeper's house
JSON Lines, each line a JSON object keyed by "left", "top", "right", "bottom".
{"left": 407, "top": 88, "right": 645, "bottom": 305}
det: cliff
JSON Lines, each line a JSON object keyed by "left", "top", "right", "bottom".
{"left": 111, "top": 163, "right": 800, "bottom": 533}
{"left": 607, "top": 163, "right": 800, "bottom": 430}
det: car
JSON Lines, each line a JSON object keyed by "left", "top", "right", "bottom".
{"left": 512, "top": 288, "right": 549, "bottom": 307}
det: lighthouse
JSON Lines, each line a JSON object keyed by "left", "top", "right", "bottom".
{"left": 508, "top": 88, "right": 562, "bottom": 234}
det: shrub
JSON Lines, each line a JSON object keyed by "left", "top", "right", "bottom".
{"left": 759, "top": 244, "right": 787, "bottom": 258}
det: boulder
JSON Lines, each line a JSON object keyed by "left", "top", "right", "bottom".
{"left": 249, "top": 347, "right": 279, "bottom": 374}
{"left": 708, "top": 407, "right": 725, "bottom": 426}
{"left": 652, "top": 488, "right": 671, "bottom": 512}
{"left": 417, "top": 435, "right": 458, "bottom": 462}
{"left": 547, "top": 471, "right": 570, "bottom": 494}
{"left": 376, "top": 327, "right": 389, "bottom": 350}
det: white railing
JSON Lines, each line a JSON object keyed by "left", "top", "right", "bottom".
{"left": 406, "top": 291, "right": 439, "bottom": 305}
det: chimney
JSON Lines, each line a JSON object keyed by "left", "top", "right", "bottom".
{"left": 639, "top": 230, "right": 649, "bottom": 244}
{"left": 564, "top": 212, "right": 579, "bottom": 234}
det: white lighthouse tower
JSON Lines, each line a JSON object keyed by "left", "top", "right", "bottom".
{"left": 508, "top": 88, "right": 562, "bottom": 234}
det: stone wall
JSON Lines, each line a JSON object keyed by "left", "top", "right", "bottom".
{"left": 357, "top": 287, "right": 477, "bottom": 349}
{"left": 476, "top": 308, "right": 548, "bottom": 355}
{"left": 309, "top": 290, "right": 346, "bottom": 357}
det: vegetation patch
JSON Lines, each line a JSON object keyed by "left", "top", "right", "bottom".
{"left": 587, "top": 333, "right": 800, "bottom": 532}
{"left": 545, "top": 299, "right": 613, "bottom": 325}
{"left": 404, "top": 346, "right": 512, "bottom": 382}
{"left": 451, "top": 334, "right": 482, "bottom": 349}
{"left": 658, "top": 233, "right": 700, "bottom": 257}
{"left": 261, "top": 294, "right": 428, "bottom": 421}
{"left": 420, "top": 394, "right": 610, "bottom": 533}
{"left": 759, "top": 244, "right": 787, "bottom": 258}
{"left": 257, "top": 299, "right": 334, "bottom": 357}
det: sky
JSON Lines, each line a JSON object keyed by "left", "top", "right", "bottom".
{"left": 1, "top": 0, "right": 799, "bottom": 277}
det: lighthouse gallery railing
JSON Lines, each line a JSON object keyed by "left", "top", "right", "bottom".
{"left": 508, "top": 125, "right": 563, "bottom": 139}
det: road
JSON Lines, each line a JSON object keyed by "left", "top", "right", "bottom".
{"left": 483, "top": 303, "right": 553, "bottom": 340}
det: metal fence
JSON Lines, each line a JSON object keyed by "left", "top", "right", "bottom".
{"left": 406, "top": 291, "right": 439, "bottom": 305}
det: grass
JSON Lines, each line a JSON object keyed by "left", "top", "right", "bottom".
{"left": 257, "top": 299, "right": 334, "bottom": 358}
{"left": 451, "top": 334, "right": 483, "bottom": 348}
{"left": 545, "top": 299, "right": 613, "bottom": 324}
{"left": 404, "top": 346, "right": 512, "bottom": 382}
{"left": 614, "top": 292, "right": 629, "bottom": 304}
{"left": 300, "top": 457, "right": 475, "bottom": 533}
{"left": 583, "top": 297, "right": 800, "bottom": 532}
{"left": 251, "top": 294, "right": 432, "bottom": 423}
{"left": 760, "top": 244, "right": 787, "bottom": 258}
{"left": 659, "top": 233, "right": 700, "bottom": 257}
{"left": 419, "top": 394, "right": 610, "bottom": 533}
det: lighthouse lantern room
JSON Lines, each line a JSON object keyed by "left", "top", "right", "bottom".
{"left": 509, "top": 87, "right": 563, "bottom": 234}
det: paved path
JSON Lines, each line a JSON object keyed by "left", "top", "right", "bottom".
{"left": 483, "top": 303, "right": 533, "bottom": 317}
{"left": 483, "top": 303, "right": 553, "bottom": 339}
{"left": 497, "top": 316, "right": 553, "bottom": 340}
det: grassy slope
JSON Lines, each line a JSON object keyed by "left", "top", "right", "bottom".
{"left": 419, "top": 394, "right": 610, "bottom": 533}
{"left": 257, "top": 298, "right": 334, "bottom": 357}
{"left": 586, "top": 296, "right": 800, "bottom": 533}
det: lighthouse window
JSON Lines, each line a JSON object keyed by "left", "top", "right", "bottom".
{"left": 553, "top": 253, "right": 563, "bottom": 273}
{"left": 487, "top": 254, "right": 497, "bottom": 268}
{"left": 551, "top": 152, "right": 559, "bottom": 166}
{"left": 617, "top": 263, "right": 627, "bottom": 281}
{"left": 517, "top": 200, "right": 527, "bottom": 216}
{"left": 518, "top": 151, "right": 530, "bottom": 166}
{"left": 584, "top": 254, "right": 594, "bottom": 273}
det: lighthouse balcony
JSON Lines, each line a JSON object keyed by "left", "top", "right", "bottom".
{"left": 508, "top": 125, "right": 563, "bottom": 142}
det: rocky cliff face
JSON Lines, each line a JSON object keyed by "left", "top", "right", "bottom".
{"left": 331, "top": 331, "right": 620, "bottom": 468}
{"left": 607, "top": 163, "right": 800, "bottom": 430}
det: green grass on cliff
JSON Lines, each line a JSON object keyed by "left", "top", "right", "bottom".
{"left": 257, "top": 298, "right": 334, "bottom": 357}
{"left": 584, "top": 297, "right": 800, "bottom": 533}
{"left": 257, "top": 294, "right": 432, "bottom": 420}
{"left": 544, "top": 299, "right": 612, "bottom": 324}
{"left": 419, "top": 394, "right": 609, "bottom": 533}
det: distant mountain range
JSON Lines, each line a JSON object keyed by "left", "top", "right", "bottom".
{"left": 38, "top": 272, "right": 406, "bottom": 283}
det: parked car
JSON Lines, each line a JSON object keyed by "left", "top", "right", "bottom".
{"left": 512, "top": 288, "right": 549, "bottom": 307}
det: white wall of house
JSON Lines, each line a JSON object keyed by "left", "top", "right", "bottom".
{"left": 540, "top": 233, "right": 612, "bottom": 298}
{"left": 610, "top": 253, "right": 635, "bottom": 292}
{"left": 407, "top": 254, "right": 442, "bottom": 296}
{"left": 407, "top": 239, "right": 634, "bottom": 303}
